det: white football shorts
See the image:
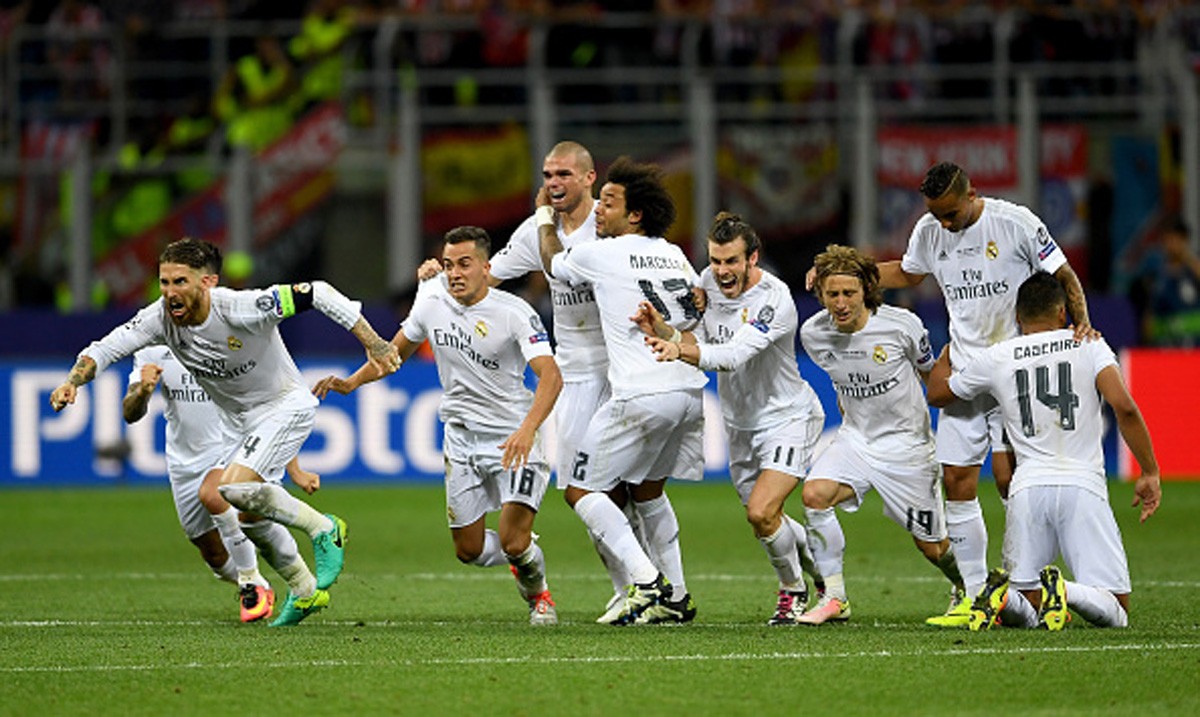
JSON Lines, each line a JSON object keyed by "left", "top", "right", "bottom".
{"left": 442, "top": 422, "right": 550, "bottom": 528}
{"left": 727, "top": 414, "right": 824, "bottom": 505}
{"left": 935, "top": 393, "right": 1011, "bottom": 467}
{"left": 552, "top": 375, "right": 610, "bottom": 489}
{"left": 1004, "top": 484, "right": 1131, "bottom": 594}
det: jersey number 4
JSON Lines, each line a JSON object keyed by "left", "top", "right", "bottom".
{"left": 1014, "top": 362, "right": 1079, "bottom": 437}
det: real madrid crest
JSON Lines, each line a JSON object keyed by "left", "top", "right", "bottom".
{"left": 872, "top": 345, "right": 887, "bottom": 364}
{"left": 985, "top": 240, "right": 999, "bottom": 260}
{"left": 227, "top": 336, "right": 243, "bottom": 351}
{"left": 474, "top": 320, "right": 488, "bottom": 338}
{"left": 740, "top": 307, "right": 749, "bottom": 324}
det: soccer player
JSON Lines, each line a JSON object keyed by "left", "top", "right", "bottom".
{"left": 124, "top": 346, "right": 315, "bottom": 623}
{"left": 482, "top": 140, "right": 651, "bottom": 621}
{"left": 926, "top": 271, "right": 1161, "bottom": 630}
{"left": 635, "top": 211, "right": 825, "bottom": 625}
{"left": 797, "top": 245, "right": 966, "bottom": 625}
{"left": 314, "top": 226, "right": 563, "bottom": 626}
{"left": 827, "top": 161, "right": 1095, "bottom": 627}
{"left": 538, "top": 155, "right": 704, "bottom": 625}
{"left": 50, "top": 237, "right": 400, "bottom": 627}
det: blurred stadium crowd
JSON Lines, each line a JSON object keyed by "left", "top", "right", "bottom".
{"left": 0, "top": 0, "right": 1198, "bottom": 348}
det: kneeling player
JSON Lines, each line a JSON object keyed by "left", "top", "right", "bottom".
{"left": 926, "top": 271, "right": 1161, "bottom": 630}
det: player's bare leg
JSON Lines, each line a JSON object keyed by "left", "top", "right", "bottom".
{"left": 498, "top": 502, "right": 555, "bottom": 625}
{"left": 747, "top": 470, "right": 810, "bottom": 624}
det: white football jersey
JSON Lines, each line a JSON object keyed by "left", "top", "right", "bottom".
{"left": 694, "top": 268, "right": 823, "bottom": 431}
{"left": 551, "top": 234, "right": 707, "bottom": 399}
{"left": 901, "top": 197, "right": 1067, "bottom": 369}
{"left": 402, "top": 281, "right": 554, "bottom": 430}
{"left": 491, "top": 203, "right": 606, "bottom": 381}
{"left": 85, "top": 286, "right": 319, "bottom": 429}
{"left": 948, "top": 328, "right": 1116, "bottom": 498}
{"left": 129, "top": 346, "right": 237, "bottom": 478}
{"left": 801, "top": 304, "right": 937, "bottom": 466}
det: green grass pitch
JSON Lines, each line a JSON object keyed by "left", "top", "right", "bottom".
{"left": 2, "top": 480, "right": 1197, "bottom": 716}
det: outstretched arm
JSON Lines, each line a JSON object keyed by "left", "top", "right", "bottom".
{"left": 925, "top": 345, "right": 958, "bottom": 407}
{"left": 499, "top": 355, "right": 562, "bottom": 470}
{"left": 1096, "top": 365, "right": 1161, "bottom": 522}
{"left": 122, "top": 363, "right": 163, "bottom": 423}
{"left": 312, "top": 327, "right": 421, "bottom": 398}
{"left": 50, "top": 356, "right": 98, "bottom": 412}
{"left": 877, "top": 260, "right": 926, "bottom": 290}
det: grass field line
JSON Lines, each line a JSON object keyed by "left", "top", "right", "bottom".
{"left": 3, "top": 571, "right": 1198, "bottom": 589}
{"left": 2, "top": 641, "right": 1198, "bottom": 674}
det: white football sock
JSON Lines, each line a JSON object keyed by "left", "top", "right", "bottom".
{"left": 945, "top": 499, "right": 988, "bottom": 596}
{"left": 1065, "top": 581, "right": 1128, "bottom": 627}
{"left": 506, "top": 541, "right": 548, "bottom": 599}
{"left": 468, "top": 529, "right": 508, "bottom": 568}
{"left": 574, "top": 493, "right": 658, "bottom": 585}
{"left": 240, "top": 519, "right": 300, "bottom": 575}
{"left": 211, "top": 556, "right": 238, "bottom": 584}
{"left": 635, "top": 494, "right": 688, "bottom": 599}
{"left": 822, "top": 572, "right": 848, "bottom": 602}
{"left": 998, "top": 589, "right": 1038, "bottom": 627}
{"left": 759, "top": 521, "right": 803, "bottom": 591}
{"left": 276, "top": 556, "right": 317, "bottom": 599}
{"left": 211, "top": 507, "right": 264, "bottom": 586}
{"left": 218, "top": 482, "right": 332, "bottom": 537}
{"left": 804, "top": 507, "right": 846, "bottom": 584}
{"left": 785, "top": 514, "right": 821, "bottom": 585}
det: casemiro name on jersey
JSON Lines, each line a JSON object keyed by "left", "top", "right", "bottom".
{"left": 1013, "top": 337, "right": 1080, "bottom": 360}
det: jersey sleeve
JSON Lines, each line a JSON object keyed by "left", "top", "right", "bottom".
{"left": 900, "top": 221, "right": 933, "bottom": 275}
{"left": 1023, "top": 211, "right": 1068, "bottom": 275}
{"left": 1086, "top": 337, "right": 1119, "bottom": 378}
{"left": 400, "top": 291, "right": 436, "bottom": 343}
{"left": 83, "top": 303, "right": 163, "bottom": 374}
{"left": 697, "top": 283, "right": 795, "bottom": 372}
{"left": 901, "top": 311, "right": 936, "bottom": 373}
{"left": 490, "top": 217, "right": 542, "bottom": 281}
{"left": 549, "top": 243, "right": 596, "bottom": 286}
{"left": 512, "top": 302, "right": 554, "bottom": 364}
{"left": 128, "top": 348, "right": 150, "bottom": 386}
{"left": 947, "top": 347, "right": 996, "bottom": 401}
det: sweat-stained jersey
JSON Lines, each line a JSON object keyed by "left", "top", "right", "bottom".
{"left": 84, "top": 285, "right": 327, "bottom": 430}
{"left": 693, "top": 268, "right": 822, "bottom": 432}
{"left": 901, "top": 197, "right": 1067, "bottom": 369}
{"left": 491, "top": 202, "right": 606, "bottom": 382}
{"left": 801, "top": 305, "right": 937, "bottom": 467}
{"left": 129, "top": 346, "right": 237, "bottom": 480}
{"left": 550, "top": 234, "right": 707, "bottom": 399}
{"left": 948, "top": 328, "right": 1117, "bottom": 499}
{"left": 401, "top": 280, "right": 553, "bottom": 430}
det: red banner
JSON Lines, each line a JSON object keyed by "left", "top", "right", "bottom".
{"left": 1120, "top": 349, "right": 1200, "bottom": 480}
{"left": 96, "top": 103, "right": 346, "bottom": 305}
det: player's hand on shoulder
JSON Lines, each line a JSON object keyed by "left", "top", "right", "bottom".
{"left": 691, "top": 286, "right": 707, "bottom": 314}
{"left": 1071, "top": 322, "right": 1102, "bottom": 342}
{"left": 417, "top": 258, "right": 443, "bottom": 282}
{"left": 312, "top": 375, "right": 356, "bottom": 398}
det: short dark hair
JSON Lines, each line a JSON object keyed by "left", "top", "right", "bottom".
{"left": 920, "top": 162, "right": 970, "bottom": 200}
{"left": 160, "top": 237, "right": 222, "bottom": 274}
{"left": 812, "top": 244, "right": 883, "bottom": 310}
{"left": 1015, "top": 271, "right": 1066, "bottom": 323}
{"left": 709, "top": 211, "right": 760, "bottom": 258}
{"left": 444, "top": 225, "right": 491, "bottom": 257}
{"left": 605, "top": 156, "right": 676, "bottom": 238}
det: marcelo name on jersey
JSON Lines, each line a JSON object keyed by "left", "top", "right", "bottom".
{"left": 432, "top": 323, "right": 501, "bottom": 370}
{"left": 629, "top": 254, "right": 689, "bottom": 271}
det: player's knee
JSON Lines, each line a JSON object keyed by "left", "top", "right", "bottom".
{"left": 455, "top": 545, "right": 481, "bottom": 564}
{"left": 744, "top": 502, "right": 777, "bottom": 534}
{"left": 500, "top": 532, "right": 531, "bottom": 557}
{"left": 801, "top": 482, "right": 829, "bottom": 510}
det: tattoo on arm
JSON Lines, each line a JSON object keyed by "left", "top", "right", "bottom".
{"left": 1059, "top": 267, "right": 1090, "bottom": 325}
{"left": 67, "top": 358, "right": 96, "bottom": 387}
